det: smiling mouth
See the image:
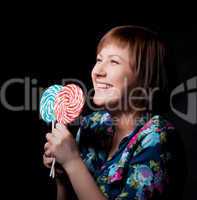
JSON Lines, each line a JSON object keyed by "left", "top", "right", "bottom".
{"left": 95, "top": 82, "right": 113, "bottom": 89}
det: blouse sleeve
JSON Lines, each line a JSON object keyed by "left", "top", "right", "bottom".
{"left": 115, "top": 125, "right": 175, "bottom": 200}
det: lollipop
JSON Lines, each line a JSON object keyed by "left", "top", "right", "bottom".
{"left": 40, "top": 84, "right": 63, "bottom": 123}
{"left": 54, "top": 84, "right": 85, "bottom": 124}
{"left": 50, "top": 84, "right": 85, "bottom": 178}
{"left": 40, "top": 84, "right": 63, "bottom": 178}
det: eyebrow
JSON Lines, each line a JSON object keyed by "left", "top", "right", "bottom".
{"left": 97, "top": 54, "right": 125, "bottom": 62}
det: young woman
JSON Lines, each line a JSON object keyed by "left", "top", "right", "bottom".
{"left": 43, "top": 25, "right": 177, "bottom": 200}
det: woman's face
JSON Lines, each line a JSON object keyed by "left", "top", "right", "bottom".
{"left": 91, "top": 44, "right": 136, "bottom": 110}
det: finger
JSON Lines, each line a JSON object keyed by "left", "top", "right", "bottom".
{"left": 44, "top": 142, "right": 50, "bottom": 151}
{"left": 52, "top": 128, "right": 60, "bottom": 136}
{"left": 45, "top": 132, "right": 52, "bottom": 139}
{"left": 46, "top": 133, "right": 51, "bottom": 140}
{"left": 56, "top": 123, "right": 67, "bottom": 132}
{"left": 46, "top": 133, "right": 55, "bottom": 143}
{"left": 55, "top": 123, "right": 71, "bottom": 138}
{"left": 52, "top": 128, "right": 63, "bottom": 141}
{"left": 43, "top": 152, "right": 55, "bottom": 160}
{"left": 43, "top": 155, "right": 54, "bottom": 168}
{"left": 44, "top": 149, "right": 53, "bottom": 157}
{"left": 43, "top": 155, "right": 54, "bottom": 163}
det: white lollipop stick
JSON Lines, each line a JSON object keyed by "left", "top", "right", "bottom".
{"left": 50, "top": 158, "right": 55, "bottom": 178}
{"left": 50, "top": 121, "right": 56, "bottom": 178}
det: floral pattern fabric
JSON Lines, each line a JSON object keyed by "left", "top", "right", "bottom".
{"left": 77, "top": 110, "right": 175, "bottom": 200}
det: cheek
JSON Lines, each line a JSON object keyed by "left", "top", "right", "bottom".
{"left": 111, "top": 71, "right": 129, "bottom": 88}
{"left": 112, "top": 71, "right": 134, "bottom": 94}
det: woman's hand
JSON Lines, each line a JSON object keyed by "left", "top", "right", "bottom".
{"left": 44, "top": 123, "right": 80, "bottom": 170}
{"left": 44, "top": 124, "right": 106, "bottom": 200}
{"left": 43, "top": 151, "right": 77, "bottom": 200}
{"left": 43, "top": 153, "right": 65, "bottom": 177}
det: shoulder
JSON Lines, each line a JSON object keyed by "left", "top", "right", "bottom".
{"left": 131, "top": 114, "right": 176, "bottom": 151}
{"left": 141, "top": 114, "right": 175, "bottom": 132}
{"left": 125, "top": 114, "right": 176, "bottom": 182}
{"left": 139, "top": 114, "right": 175, "bottom": 137}
{"left": 150, "top": 114, "right": 175, "bottom": 131}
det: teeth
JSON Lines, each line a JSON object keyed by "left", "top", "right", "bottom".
{"left": 96, "top": 83, "right": 111, "bottom": 89}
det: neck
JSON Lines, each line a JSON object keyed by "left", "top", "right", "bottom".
{"left": 109, "top": 110, "right": 141, "bottom": 137}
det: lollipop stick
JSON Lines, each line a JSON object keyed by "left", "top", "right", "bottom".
{"left": 49, "top": 121, "right": 56, "bottom": 178}
{"left": 50, "top": 159, "right": 56, "bottom": 178}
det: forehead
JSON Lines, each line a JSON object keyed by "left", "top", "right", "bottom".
{"left": 98, "top": 44, "right": 129, "bottom": 58}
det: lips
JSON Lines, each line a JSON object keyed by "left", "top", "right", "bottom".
{"left": 95, "top": 81, "right": 113, "bottom": 90}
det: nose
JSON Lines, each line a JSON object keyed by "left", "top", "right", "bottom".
{"left": 92, "top": 63, "right": 107, "bottom": 78}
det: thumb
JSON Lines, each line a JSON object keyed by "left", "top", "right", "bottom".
{"left": 56, "top": 123, "right": 68, "bottom": 133}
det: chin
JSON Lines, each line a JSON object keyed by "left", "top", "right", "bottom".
{"left": 93, "top": 94, "right": 119, "bottom": 111}
{"left": 93, "top": 95, "right": 105, "bottom": 107}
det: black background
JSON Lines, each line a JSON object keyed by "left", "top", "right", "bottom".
{"left": 1, "top": 5, "right": 197, "bottom": 200}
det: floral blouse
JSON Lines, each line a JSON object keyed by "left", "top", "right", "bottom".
{"left": 76, "top": 110, "right": 176, "bottom": 200}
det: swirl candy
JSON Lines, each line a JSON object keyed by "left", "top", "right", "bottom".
{"left": 40, "top": 83, "right": 85, "bottom": 178}
{"left": 54, "top": 84, "right": 85, "bottom": 124}
{"left": 40, "top": 84, "right": 63, "bottom": 123}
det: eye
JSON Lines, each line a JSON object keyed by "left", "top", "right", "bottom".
{"left": 110, "top": 59, "right": 120, "bottom": 65}
{"left": 96, "top": 58, "right": 102, "bottom": 63}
